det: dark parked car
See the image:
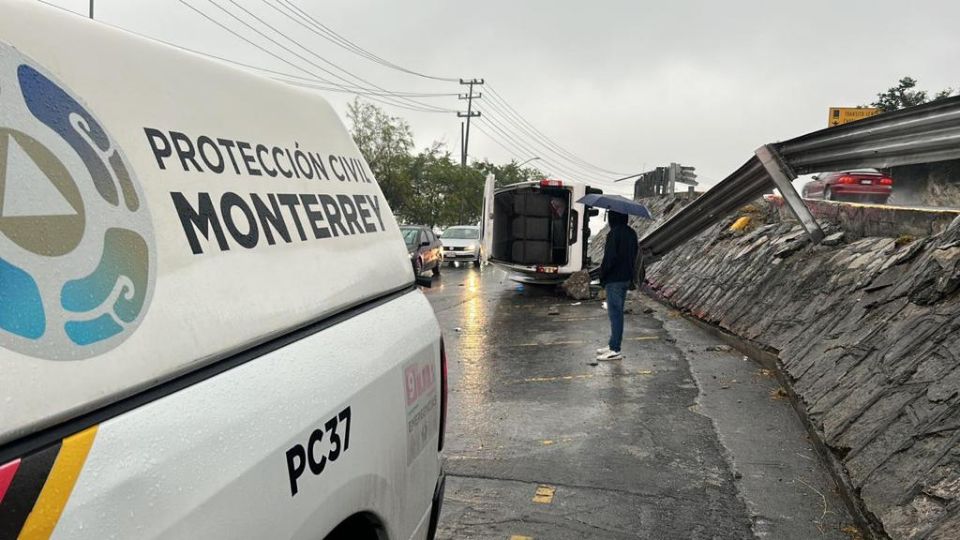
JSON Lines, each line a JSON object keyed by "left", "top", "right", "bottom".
{"left": 401, "top": 225, "right": 442, "bottom": 276}
{"left": 801, "top": 169, "right": 893, "bottom": 204}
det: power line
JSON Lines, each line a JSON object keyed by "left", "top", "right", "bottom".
{"left": 485, "top": 85, "right": 625, "bottom": 175}
{"left": 479, "top": 101, "right": 622, "bottom": 182}
{"left": 478, "top": 102, "right": 623, "bottom": 182}
{"left": 476, "top": 116, "right": 633, "bottom": 188}
{"left": 485, "top": 85, "right": 629, "bottom": 176}
{"left": 204, "top": 0, "right": 455, "bottom": 112}
{"left": 265, "top": 0, "right": 460, "bottom": 83}
{"left": 177, "top": 0, "right": 455, "bottom": 113}
{"left": 475, "top": 117, "right": 595, "bottom": 184}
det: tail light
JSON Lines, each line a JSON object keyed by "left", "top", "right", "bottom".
{"left": 438, "top": 337, "right": 448, "bottom": 452}
{"left": 837, "top": 176, "right": 856, "bottom": 184}
{"left": 879, "top": 177, "right": 894, "bottom": 185}
{"left": 540, "top": 179, "right": 564, "bottom": 188}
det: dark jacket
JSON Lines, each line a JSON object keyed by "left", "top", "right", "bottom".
{"left": 599, "top": 212, "right": 638, "bottom": 285}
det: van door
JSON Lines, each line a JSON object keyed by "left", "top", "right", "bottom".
{"left": 480, "top": 173, "right": 495, "bottom": 263}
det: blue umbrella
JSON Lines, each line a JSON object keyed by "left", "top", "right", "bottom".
{"left": 577, "top": 194, "right": 653, "bottom": 219}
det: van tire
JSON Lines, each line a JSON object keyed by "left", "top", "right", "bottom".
{"left": 432, "top": 263, "right": 441, "bottom": 276}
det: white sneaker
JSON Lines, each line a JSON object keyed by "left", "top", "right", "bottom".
{"left": 597, "top": 350, "right": 623, "bottom": 361}
{"left": 596, "top": 346, "right": 612, "bottom": 355}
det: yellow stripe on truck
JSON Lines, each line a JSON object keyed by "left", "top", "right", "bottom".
{"left": 18, "top": 426, "right": 98, "bottom": 540}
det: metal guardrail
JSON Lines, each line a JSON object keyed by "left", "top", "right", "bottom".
{"left": 638, "top": 95, "right": 960, "bottom": 260}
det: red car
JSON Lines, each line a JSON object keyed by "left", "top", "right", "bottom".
{"left": 801, "top": 169, "right": 894, "bottom": 204}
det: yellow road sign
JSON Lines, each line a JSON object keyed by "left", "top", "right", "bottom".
{"left": 828, "top": 107, "right": 880, "bottom": 127}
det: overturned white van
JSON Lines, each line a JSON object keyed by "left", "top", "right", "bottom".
{"left": 0, "top": 1, "right": 445, "bottom": 538}
{"left": 482, "top": 176, "right": 601, "bottom": 283}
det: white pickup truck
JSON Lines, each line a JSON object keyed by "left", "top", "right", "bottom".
{"left": 0, "top": 1, "right": 445, "bottom": 538}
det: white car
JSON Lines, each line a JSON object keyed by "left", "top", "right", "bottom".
{"left": 0, "top": 2, "right": 445, "bottom": 539}
{"left": 441, "top": 226, "right": 482, "bottom": 266}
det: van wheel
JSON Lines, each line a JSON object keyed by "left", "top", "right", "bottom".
{"left": 473, "top": 259, "right": 481, "bottom": 268}
{"left": 432, "top": 262, "right": 441, "bottom": 276}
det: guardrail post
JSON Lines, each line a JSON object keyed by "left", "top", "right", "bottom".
{"left": 755, "top": 144, "right": 824, "bottom": 244}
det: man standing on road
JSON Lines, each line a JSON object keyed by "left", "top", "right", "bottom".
{"left": 597, "top": 210, "right": 638, "bottom": 361}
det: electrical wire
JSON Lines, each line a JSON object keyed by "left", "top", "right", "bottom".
{"left": 198, "top": 0, "right": 456, "bottom": 112}
{"left": 266, "top": 0, "right": 460, "bottom": 83}
{"left": 479, "top": 102, "right": 623, "bottom": 182}
{"left": 177, "top": 0, "right": 456, "bottom": 113}
{"left": 485, "top": 84, "right": 630, "bottom": 176}
{"left": 475, "top": 116, "right": 635, "bottom": 188}
{"left": 41, "top": 0, "right": 630, "bottom": 183}
{"left": 475, "top": 117, "right": 596, "bottom": 184}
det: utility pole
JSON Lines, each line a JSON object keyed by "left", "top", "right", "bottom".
{"left": 89, "top": 0, "right": 94, "bottom": 18}
{"left": 458, "top": 78, "right": 483, "bottom": 166}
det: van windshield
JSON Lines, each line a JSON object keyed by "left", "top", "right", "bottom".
{"left": 442, "top": 228, "right": 479, "bottom": 240}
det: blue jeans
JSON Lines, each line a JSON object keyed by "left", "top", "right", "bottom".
{"left": 605, "top": 281, "right": 629, "bottom": 352}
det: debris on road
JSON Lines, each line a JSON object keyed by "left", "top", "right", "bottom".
{"left": 561, "top": 270, "right": 593, "bottom": 300}
{"left": 547, "top": 306, "right": 560, "bottom": 315}
{"left": 706, "top": 344, "right": 733, "bottom": 352}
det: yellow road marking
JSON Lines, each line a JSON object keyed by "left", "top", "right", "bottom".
{"left": 523, "top": 374, "right": 594, "bottom": 383}
{"left": 541, "top": 434, "right": 587, "bottom": 446}
{"left": 512, "top": 337, "right": 655, "bottom": 348}
{"left": 511, "top": 536, "right": 534, "bottom": 540}
{"left": 512, "top": 340, "right": 586, "bottom": 347}
{"left": 520, "top": 370, "right": 655, "bottom": 384}
{"left": 532, "top": 485, "right": 555, "bottom": 504}
{"left": 19, "top": 426, "right": 98, "bottom": 540}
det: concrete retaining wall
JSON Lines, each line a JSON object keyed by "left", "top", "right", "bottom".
{"left": 770, "top": 197, "right": 959, "bottom": 240}
{"left": 597, "top": 197, "right": 960, "bottom": 539}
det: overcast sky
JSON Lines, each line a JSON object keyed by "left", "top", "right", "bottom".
{"left": 43, "top": 0, "right": 960, "bottom": 195}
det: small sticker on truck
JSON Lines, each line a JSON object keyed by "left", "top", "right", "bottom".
{"left": 404, "top": 359, "right": 438, "bottom": 465}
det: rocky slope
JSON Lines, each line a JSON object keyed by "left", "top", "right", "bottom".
{"left": 594, "top": 197, "right": 960, "bottom": 539}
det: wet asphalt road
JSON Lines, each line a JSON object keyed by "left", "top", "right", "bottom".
{"left": 423, "top": 264, "right": 856, "bottom": 540}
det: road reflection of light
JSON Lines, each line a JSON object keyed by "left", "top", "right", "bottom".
{"left": 456, "top": 269, "right": 491, "bottom": 446}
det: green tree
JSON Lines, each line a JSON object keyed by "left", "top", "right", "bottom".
{"left": 346, "top": 99, "right": 549, "bottom": 227}
{"left": 346, "top": 97, "right": 414, "bottom": 214}
{"left": 472, "top": 159, "right": 545, "bottom": 189}
{"left": 870, "top": 76, "right": 955, "bottom": 112}
{"left": 405, "top": 144, "right": 485, "bottom": 227}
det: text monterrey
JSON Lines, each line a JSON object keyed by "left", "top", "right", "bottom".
{"left": 145, "top": 128, "right": 386, "bottom": 255}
